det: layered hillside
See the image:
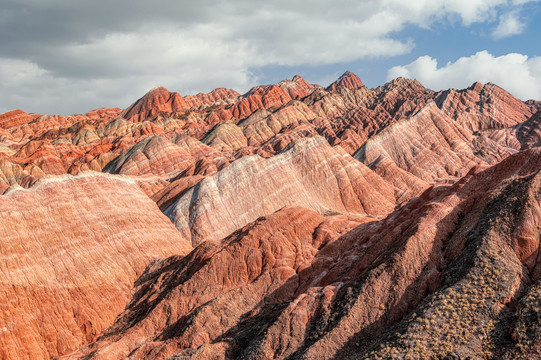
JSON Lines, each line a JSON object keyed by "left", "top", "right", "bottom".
{"left": 0, "top": 174, "right": 192, "bottom": 360}
{"left": 64, "top": 149, "right": 541, "bottom": 360}
{"left": 1, "top": 72, "right": 541, "bottom": 360}
{"left": 165, "top": 136, "right": 396, "bottom": 245}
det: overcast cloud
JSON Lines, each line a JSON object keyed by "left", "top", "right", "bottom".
{"left": 0, "top": 0, "right": 538, "bottom": 114}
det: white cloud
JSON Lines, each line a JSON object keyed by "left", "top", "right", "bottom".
{"left": 0, "top": 58, "right": 47, "bottom": 84}
{"left": 0, "top": 0, "right": 538, "bottom": 114}
{"left": 492, "top": 11, "right": 526, "bottom": 38}
{"left": 387, "top": 51, "right": 541, "bottom": 100}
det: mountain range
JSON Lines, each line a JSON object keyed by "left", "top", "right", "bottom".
{"left": 1, "top": 72, "right": 541, "bottom": 359}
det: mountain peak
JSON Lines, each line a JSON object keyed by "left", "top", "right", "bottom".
{"left": 291, "top": 74, "right": 310, "bottom": 85}
{"left": 147, "top": 85, "right": 170, "bottom": 94}
{"left": 121, "top": 86, "right": 188, "bottom": 122}
{"left": 326, "top": 71, "right": 364, "bottom": 92}
{"left": 380, "top": 77, "right": 426, "bottom": 93}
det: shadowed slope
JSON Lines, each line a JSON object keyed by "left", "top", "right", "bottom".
{"left": 61, "top": 206, "right": 367, "bottom": 360}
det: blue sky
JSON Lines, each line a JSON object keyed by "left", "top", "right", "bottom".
{"left": 1, "top": 0, "right": 540, "bottom": 115}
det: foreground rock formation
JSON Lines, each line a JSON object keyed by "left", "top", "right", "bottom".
{"left": 61, "top": 148, "right": 541, "bottom": 360}
{"left": 0, "top": 174, "right": 191, "bottom": 360}
{"left": 1, "top": 72, "right": 541, "bottom": 359}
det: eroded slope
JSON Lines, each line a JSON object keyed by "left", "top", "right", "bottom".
{"left": 0, "top": 174, "right": 192, "bottom": 360}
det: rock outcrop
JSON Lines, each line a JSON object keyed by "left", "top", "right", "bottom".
{"left": 326, "top": 71, "right": 364, "bottom": 92}
{"left": 61, "top": 206, "right": 368, "bottom": 360}
{"left": 278, "top": 75, "right": 321, "bottom": 99}
{"left": 230, "top": 85, "right": 293, "bottom": 120}
{"left": 0, "top": 109, "right": 37, "bottom": 129}
{"left": 516, "top": 110, "right": 541, "bottom": 149}
{"left": 354, "top": 101, "right": 511, "bottom": 185}
{"left": 183, "top": 88, "right": 240, "bottom": 109}
{"left": 436, "top": 81, "right": 536, "bottom": 131}
{"left": 103, "top": 135, "right": 195, "bottom": 177}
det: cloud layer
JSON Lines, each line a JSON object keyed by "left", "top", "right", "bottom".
{"left": 492, "top": 11, "right": 526, "bottom": 38}
{"left": 388, "top": 51, "right": 541, "bottom": 100}
{"left": 0, "top": 0, "right": 537, "bottom": 114}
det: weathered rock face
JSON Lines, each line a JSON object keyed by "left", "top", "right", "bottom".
{"left": 183, "top": 88, "right": 240, "bottom": 109}
{"left": 165, "top": 135, "right": 397, "bottom": 245}
{"left": 202, "top": 123, "right": 248, "bottom": 151}
{"left": 0, "top": 156, "right": 29, "bottom": 193}
{"left": 0, "top": 174, "right": 192, "bottom": 360}
{"left": 355, "top": 101, "right": 485, "bottom": 183}
{"left": 103, "top": 135, "right": 195, "bottom": 177}
{"left": 309, "top": 77, "right": 436, "bottom": 155}
{"left": 0, "top": 107, "right": 126, "bottom": 194}
{"left": 230, "top": 84, "right": 293, "bottom": 120}
{"left": 326, "top": 70, "right": 364, "bottom": 92}
{"left": 478, "top": 109, "right": 541, "bottom": 153}
{"left": 367, "top": 154, "right": 430, "bottom": 202}
{"left": 516, "top": 110, "right": 541, "bottom": 149}
{"left": 436, "top": 81, "right": 536, "bottom": 132}
{"left": 60, "top": 206, "right": 368, "bottom": 360}
{"left": 239, "top": 100, "right": 318, "bottom": 147}
{"left": 278, "top": 75, "right": 321, "bottom": 100}
{"left": 361, "top": 150, "right": 541, "bottom": 360}
{"left": 0, "top": 109, "right": 38, "bottom": 129}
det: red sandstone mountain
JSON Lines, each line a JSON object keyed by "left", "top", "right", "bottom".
{"left": 183, "top": 88, "right": 240, "bottom": 109}
{"left": 355, "top": 101, "right": 487, "bottom": 183}
{"left": 121, "top": 86, "right": 189, "bottom": 122}
{"left": 486, "top": 109, "right": 541, "bottom": 151}
{"left": 436, "top": 81, "right": 536, "bottom": 131}
{"left": 1, "top": 73, "right": 541, "bottom": 360}
{"left": 0, "top": 109, "right": 38, "bottom": 129}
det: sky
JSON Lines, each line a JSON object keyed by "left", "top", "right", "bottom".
{"left": 1, "top": 0, "right": 540, "bottom": 115}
